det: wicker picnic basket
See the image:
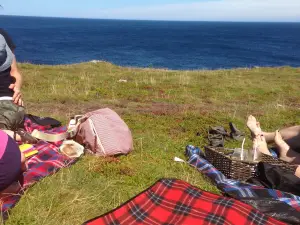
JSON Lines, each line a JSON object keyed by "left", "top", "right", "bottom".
{"left": 204, "top": 146, "right": 297, "bottom": 181}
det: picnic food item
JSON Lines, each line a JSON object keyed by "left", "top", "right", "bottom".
{"left": 59, "top": 140, "right": 84, "bottom": 158}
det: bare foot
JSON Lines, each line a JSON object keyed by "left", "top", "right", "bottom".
{"left": 274, "top": 130, "right": 290, "bottom": 152}
{"left": 247, "top": 115, "right": 262, "bottom": 137}
{"left": 274, "top": 130, "right": 297, "bottom": 163}
{"left": 253, "top": 134, "right": 271, "bottom": 157}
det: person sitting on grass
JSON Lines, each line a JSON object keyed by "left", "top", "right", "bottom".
{"left": 0, "top": 28, "right": 36, "bottom": 143}
{"left": 247, "top": 115, "right": 300, "bottom": 178}
{"left": 0, "top": 130, "right": 26, "bottom": 200}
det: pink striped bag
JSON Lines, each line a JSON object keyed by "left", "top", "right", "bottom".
{"left": 74, "top": 108, "right": 133, "bottom": 156}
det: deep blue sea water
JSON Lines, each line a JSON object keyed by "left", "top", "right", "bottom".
{"left": 1, "top": 15, "right": 300, "bottom": 70}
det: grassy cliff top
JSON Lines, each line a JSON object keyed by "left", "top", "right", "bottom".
{"left": 6, "top": 62, "right": 300, "bottom": 224}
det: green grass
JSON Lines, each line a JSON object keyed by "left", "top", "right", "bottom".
{"left": 5, "top": 62, "right": 300, "bottom": 224}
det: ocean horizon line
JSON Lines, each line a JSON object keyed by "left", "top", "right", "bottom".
{"left": 1, "top": 14, "right": 300, "bottom": 24}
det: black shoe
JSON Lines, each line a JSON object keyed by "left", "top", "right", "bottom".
{"left": 208, "top": 126, "right": 228, "bottom": 147}
{"left": 229, "top": 122, "right": 245, "bottom": 141}
{"left": 209, "top": 126, "right": 229, "bottom": 136}
{"left": 208, "top": 134, "right": 224, "bottom": 147}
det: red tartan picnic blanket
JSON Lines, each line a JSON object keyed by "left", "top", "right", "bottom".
{"left": 0, "top": 118, "right": 76, "bottom": 214}
{"left": 84, "top": 179, "right": 286, "bottom": 225}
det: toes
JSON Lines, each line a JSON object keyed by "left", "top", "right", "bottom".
{"left": 249, "top": 115, "right": 256, "bottom": 121}
{"left": 247, "top": 115, "right": 255, "bottom": 122}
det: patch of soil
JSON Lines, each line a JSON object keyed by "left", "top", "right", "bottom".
{"left": 26, "top": 98, "right": 237, "bottom": 121}
{"left": 118, "top": 166, "right": 135, "bottom": 176}
{"left": 103, "top": 157, "right": 121, "bottom": 164}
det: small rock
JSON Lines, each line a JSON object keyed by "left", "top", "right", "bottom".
{"left": 90, "top": 60, "right": 101, "bottom": 63}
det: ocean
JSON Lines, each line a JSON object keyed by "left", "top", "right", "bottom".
{"left": 1, "top": 15, "right": 300, "bottom": 70}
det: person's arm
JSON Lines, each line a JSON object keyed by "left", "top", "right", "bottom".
{"left": 0, "top": 29, "right": 23, "bottom": 105}
{"left": 9, "top": 57, "right": 23, "bottom": 106}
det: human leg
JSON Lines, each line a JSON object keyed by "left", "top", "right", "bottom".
{"left": 248, "top": 115, "right": 271, "bottom": 157}
{"left": 2, "top": 129, "right": 37, "bottom": 143}
{"left": 247, "top": 115, "right": 300, "bottom": 150}
{"left": 252, "top": 134, "right": 272, "bottom": 157}
{"left": 247, "top": 115, "right": 262, "bottom": 137}
{"left": 247, "top": 118, "right": 300, "bottom": 178}
{"left": 2, "top": 129, "right": 21, "bottom": 141}
{"left": 0, "top": 100, "right": 25, "bottom": 130}
{"left": 252, "top": 131, "right": 300, "bottom": 178}
{"left": 264, "top": 126, "right": 300, "bottom": 150}
{"left": 274, "top": 130, "right": 300, "bottom": 164}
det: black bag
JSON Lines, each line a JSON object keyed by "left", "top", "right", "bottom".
{"left": 26, "top": 114, "right": 61, "bottom": 128}
{"left": 247, "top": 162, "right": 300, "bottom": 196}
{"left": 240, "top": 198, "right": 300, "bottom": 224}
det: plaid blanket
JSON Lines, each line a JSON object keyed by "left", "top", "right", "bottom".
{"left": 187, "top": 149, "right": 300, "bottom": 224}
{"left": 24, "top": 117, "right": 67, "bottom": 146}
{"left": 0, "top": 118, "right": 76, "bottom": 214}
{"left": 84, "top": 179, "right": 285, "bottom": 225}
{"left": 24, "top": 117, "right": 52, "bottom": 132}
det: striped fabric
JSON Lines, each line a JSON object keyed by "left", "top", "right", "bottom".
{"left": 76, "top": 108, "right": 133, "bottom": 156}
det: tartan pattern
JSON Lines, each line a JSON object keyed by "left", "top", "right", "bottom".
{"left": 24, "top": 117, "right": 51, "bottom": 132}
{"left": 1, "top": 118, "right": 76, "bottom": 213}
{"left": 1, "top": 141, "right": 76, "bottom": 213}
{"left": 23, "top": 141, "right": 76, "bottom": 187}
{"left": 84, "top": 179, "right": 285, "bottom": 225}
{"left": 24, "top": 117, "right": 67, "bottom": 146}
{"left": 188, "top": 153, "right": 300, "bottom": 212}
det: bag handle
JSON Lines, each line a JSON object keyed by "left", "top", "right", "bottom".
{"left": 31, "top": 129, "right": 68, "bottom": 142}
{"left": 31, "top": 115, "right": 86, "bottom": 142}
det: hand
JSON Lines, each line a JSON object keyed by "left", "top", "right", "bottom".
{"left": 9, "top": 83, "right": 22, "bottom": 105}
{"left": 17, "top": 97, "right": 24, "bottom": 107}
